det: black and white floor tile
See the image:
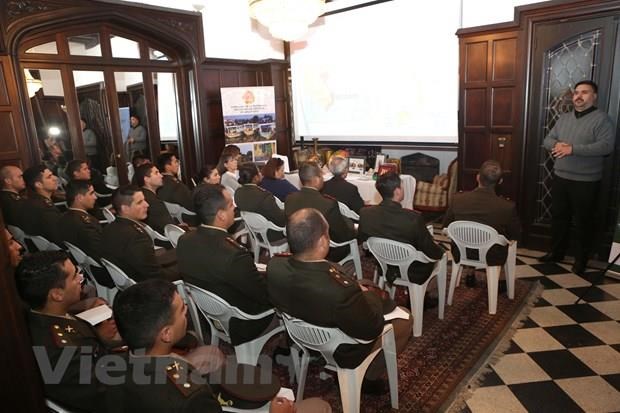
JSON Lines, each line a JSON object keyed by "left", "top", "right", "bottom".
{"left": 447, "top": 247, "right": 620, "bottom": 413}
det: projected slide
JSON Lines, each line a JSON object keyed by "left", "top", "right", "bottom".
{"left": 290, "top": 0, "right": 460, "bottom": 143}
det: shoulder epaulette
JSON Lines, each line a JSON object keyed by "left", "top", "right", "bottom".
{"left": 43, "top": 198, "right": 55, "bottom": 207}
{"left": 131, "top": 222, "right": 146, "bottom": 234}
{"left": 323, "top": 193, "right": 337, "bottom": 201}
{"left": 166, "top": 360, "right": 203, "bottom": 398}
{"left": 80, "top": 212, "right": 94, "bottom": 224}
{"left": 225, "top": 237, "right": 246, "bottom": 251}
{"left": 50, "top": 323, "right": 79, "bottom": 347}
{"left": 328, "top": 265, "right": 355, "bottom": 287}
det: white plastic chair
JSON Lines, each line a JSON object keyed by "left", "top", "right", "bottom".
{"left": 29, "top": 235, "right": 62, "bottom": 252}
{"left": 183, "top": 283, "right": 284, "bottom": 366}
{"left": 46, "top": 398, "right": 79, "bottom": 413}
{"left": 143, "top": 223, "right": 170, "bottom": 249}
{"left": 445, "top": 221, "right": 516, "bottom": 315}
{"left": 164, "top": 224, "right": 186, "bottom": 248}
{"left": 282, "top": 313, "right": 398, "bottom": 412}
{"left": 164, "top": 201, "right": 197, "bottom": 225}
{"left": 330, "top": 239, "right": 363, "bottom": 280}
{"left": 367, "top": 237, "right": 446, "bottom": 337}
{"left": 239, "top": 211, "right": 289, "bottom": 261}
{"left": 274, "top": 197, "right": 284, "bottom": 210}
{"left": 272, "top": 154, "right": 290, "bottom": 172}
{"left": 231, "top": 216, "right": 251, "bottom": 246}
{"left": 7, "top": 225, "right": 29, "bottom": 252}
{"left": 64, "top": 242, "right": 116, "bottom": 302}
{"left": 100, "top": 258, "right": 136, "bottom": 291}
{"left": 102, "top": 207, "right": 116, "bottom": 224}
{"left": 338, "top": 201, "right": 360, "bottom": 221}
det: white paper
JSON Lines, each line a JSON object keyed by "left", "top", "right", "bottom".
{"left": 384, "top": 306, "right": 410, "bottom": 321}
{"left": 76, "top": 305, "right": 113, "bottom": 326}
{"left": 255, "top": 263, "right": 267, "bottom": 272}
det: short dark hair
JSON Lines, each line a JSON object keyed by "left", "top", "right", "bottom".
{"left": 66, "top": 159, "right": 88, "bottom": 179}
{"left": 375, "top": 171, "right": 401, "bottom": 199}
{"left": 193, "top": 184, "right": 228, "bottom": 225}
{"left": 113, "top": 279, "right": 177, "bottom": 351}
{"left": 132, "top": 163, "right": 156, "bottom": 187}
{"left": 575, "top": 80, "right": 598, "bottom": 94}
{"left": 15, "top": 251, "right": 71, "bottom": 310}
{"left": 66, "top": 179, "right": 93, "bottom": 206}
{"left": 238, "top": 163, "right": 259, "bottom": 185}
{"left": 111, "top": 185, "right": 142, "bottom": 215}
{"left": 287, "top": 208, "right": 328, "bottom": 254}
{"left": 132, "top": 154, "right": 150, "bottom": 169}
{"left": 197, "top": 164, "right": 218, "bottom": 182}
{"left": 262, "top": 158, "right": 284, "bottom": 179}
{"left": 478, "top": 160, "right": 502, "bottom": 187}
{"left": 23, "top": 164, "right": 48, "bottom": 191}
{"left": 222, "top": 145, "right": 241, "bottom": 157}
{"left": 299, "top": 162, "right": 321, "bottom": 186}
{"left": 156, "top": 152, "right": 176, "bottom": 173}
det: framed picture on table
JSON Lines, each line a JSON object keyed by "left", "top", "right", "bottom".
{"left": 374, "top": 153, "right": 387, "bottom": 170}
{"left": 348, "top": 157, "right": 366, "bottom": 174}
{"left": 378, "top": 163, "right": 398, "bottom": 176}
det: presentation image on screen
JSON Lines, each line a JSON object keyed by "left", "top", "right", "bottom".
{"left": 290, "top": 0, "right": 460, "bottom": 144}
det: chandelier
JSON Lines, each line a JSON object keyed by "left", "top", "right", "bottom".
{"left": 249, "top": 0, "right": 326, "bottom": 42}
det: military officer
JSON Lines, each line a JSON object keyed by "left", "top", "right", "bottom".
{"left": 234, "top": 162, "right": 286, "bottom": 242}
{"left": 22, "top": 165, "right": 63, "bottom": 245}
{"left": 0, "top": 165, "right": 26, "bottom": 227}
{"left": 157, "top": 152, "right": 194, "bottom": 210}
{"left": 177, "top": 184, "right": 275, "bottom": 346}
{"left": 102, "top": 185, "right": 179, "bottom": 282}
{"left": 284, "top": 162, "right": 356, "bottom": 262}
{"left": 133, "top": 162, "right": 176, "bottom": 235}
{"left": 322, "top": 154, "right": 365, "bottom": 213}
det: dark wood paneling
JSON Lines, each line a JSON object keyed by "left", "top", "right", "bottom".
{"left": 491, "top": 132, "right": 512, "bottom": 171}
{"left": 491, "top": 87, "right": 514, "bottom": 127}
{"left": 464, "top": 88, "right": 487, "bottom": 127}
{"left": 0, "top": 63, "right": 9, "bottom": 105}
{"left": 0, "top": 112, "right": 18, "bottom": 153}
{"left": 465, "top": 41, "right": 488, "bottom": 82}
{"left": 462, "top": 132, "right": 490, "bottom": 170}
{"left": 492, "top": 38, "right": 517, "bottom": 81}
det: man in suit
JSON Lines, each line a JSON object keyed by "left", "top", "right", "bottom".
{"left": 0, "top": 165, "right": 26, "bottom": 227}
{"left": 65, "top": 158, "right": 112, "bottom": 202}
{"left": 102, "top": 185, "right": 179, "bottom": 282}
{"left": 322, "top": 155, "right": 364, "bottom": 213}
{"left": 133, "top": 163, "right": 175, "bottom": 235}
{"left": 267, "top": 208, "right": 412, "bottom": 393}
{"left": 285, "top": 162, "right": 356, "bottom": 262}
{"left": 58, "top": 180, "right": 114, "bottom": 287}
{"left": 235, "top": 162, "right": 286, "bottom": 242}
{"left": 359, "top": 171, "right": 444, "bottom": 284}
{"left": 177, "top": 184, "right": 276, "bottom": 346}
{"left": 443, "top": 160, "right": 521, "bottom": 285}
{"left": 22, "top": 165, "right": 63, "bottom": 245}
{"left": 15, "top": 251, "right": 119, "bottom": 412}
{"left": 156, "top": 152, "right": 194, "bottom": 211}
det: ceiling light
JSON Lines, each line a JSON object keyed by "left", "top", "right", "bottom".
{"left": 249, "top": 0, "right": 325, "bottom": 42}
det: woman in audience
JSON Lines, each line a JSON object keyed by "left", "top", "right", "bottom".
{"left": 260, "top": 157, "right": 298, "bottom": 202}
{"left": 197, "top": 164, "right": 220, "bottom": 185}
{"left": 217, "top": 152, "right": 240, "bottom": 192}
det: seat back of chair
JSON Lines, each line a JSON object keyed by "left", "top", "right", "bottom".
{"left": 30, "top": 235, "right": 61, "bottom": 252}
{"left": 185, "top": 283, "right": 234, "bottom": 340}
{"left": 7, "top": 225, "right": 28, "bottom": 251}
{"left": 274, "top": 197, "right": 284, "bottom": 210}
{"left": 64, "top": 241, "right": 99, "bottom": 268}
{"left": 102, "top": 207, "right": 116, "bottom": 223}
{"left": 164, "top": 224, "right": 186, "bottom": 248}
{"left": 366, "top": 236, "right": 422, "bottom": 278}
{"left": 445, "top": 220, "right": 506, "bottom": 266}
{"left": 281, "top": 313, "right": 358, "bottom": 367}
{"left": 100, "top": 258, "right": 136, "bottom": 290}
{"left": 240, "top": 211, "right": 276, "bottom": 246}
{"left": 143, "top": 224, "right": 168, "bottom": 243}
{"left": 338, "top": 201, "right": 360, "bottom": 221}
{"left": 164, "top": 201, "right": 183, "bottom": 222}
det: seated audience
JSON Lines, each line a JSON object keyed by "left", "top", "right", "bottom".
{"left": 133, "top": 163, "right": 175, "bottom": 235}
{"left": 177, "top": 184, "right": 275, "bottom": 346}
{"left": 15, "top": 251, "right": 119, "bottom": 411}
{"left": 131, "top": 153, "right": 150, "bottom": 170}
{"left": 442, "top": 160, "right": 521, "bottom": 284}
{"left": 156, "top": 152, "right": 194, "bottom": 211}
{"left": 102, "top": 185, "right": 179, "bottom": 282}
{"left": 217, "top": 150, "right": 241, "bottom": 192}
{"left": 267, "top": 208, "right": 412, "bottom": 393}
{"left": 322, "top": 155, "right": 364, "bottom": 213}
{"left": 235, "top": 163, "right": 286, "bottom": 242}
{"left": 196, "top": 164, "right": 221, "bottom": 185}
{"left": 22, "top": 165, "right": 62, "bottom": 245}
{"left": 0, "top": 165, "right": 26, "bottom": 227}
{"left": 259, "top": 157, "right": 298, "bottom": 202}
{"left": 65, "top": 158, "right": 112, "bottom": 197}
{"left": 4, "top": 225, "right": 24, "bottom": 268}
{"left": 359, "top": 172, "right": 444, "bottom": 284}
{"left": 285, "top": 162, "right": 356, "bottom": 262}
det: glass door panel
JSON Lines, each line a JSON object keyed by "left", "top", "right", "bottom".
{"left": 114, "top": 71, "right": 149, "bottom": 160}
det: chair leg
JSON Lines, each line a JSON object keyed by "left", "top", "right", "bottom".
{"left": 411, "top": 284, "right": 427, "bottom": 337}
{"left": 296, "top": 352, "right": 310, "bottom": 401}
{"left": 447, "top": 262, "right": 461, "bottom": 305}
{"left": 486, "top": 266, "right": 501, "bottom": 315}
{"left": 351, "top": 244, "right": 363, "bottom": 280}
{"left": 505, "top": 242, "right": 517, "bottom": 300}
{"left": 337, "top": 369, "right": 362, "bottom": 413}
{"left": 382, "top": 327, "right": 399, "bottom": 409}
{"left": 437, "top": 256, "right": 447, "bottom": 319}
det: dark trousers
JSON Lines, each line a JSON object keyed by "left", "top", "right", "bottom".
{"left": 551, "top": 174, "right": 600, "bottom": 262}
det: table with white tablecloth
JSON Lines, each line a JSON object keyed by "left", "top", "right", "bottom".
{"left": 284, "top": 173, "right": 416, "bottom": 209}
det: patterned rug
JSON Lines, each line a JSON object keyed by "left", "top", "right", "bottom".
{"left": 266, "top": 255, "right": 540, "bottom": 413}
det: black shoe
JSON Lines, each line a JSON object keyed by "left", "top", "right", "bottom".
{"left": 539, "top": 252, "right": 563, "bottom": 263}
{"left": 361, "top": 378, "right": 386, "bottom": 395}
{"left": 423, "top": 296, "right": 438, "bottom": 310}
{"left": 572, "top": 261, "right": 586, "bottom": 276}
{"left": 465, "top": 273, "right": 477, "bottom": 288}
{"left": 498, "top": 280, "right": 507, "bottom": 294}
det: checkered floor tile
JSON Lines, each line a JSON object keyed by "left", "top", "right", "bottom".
{"left": 448, "top": 249, "right": 620, "bottom": 413}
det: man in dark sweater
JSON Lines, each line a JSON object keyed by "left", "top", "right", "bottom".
{"left": 0, "top": 165, "right": 26, "bottom": 227}
{"left": 322, "top": 155, "right": 364, "bottom": 213}
{"left": 22, "top": 165, "right": 63, "bottom": 245}
{"left": 541, "top": 80, "right": 615, "bottom": 275}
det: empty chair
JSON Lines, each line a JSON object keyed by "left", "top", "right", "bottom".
{"left": 338, "top": 201, "right": 360, "bottom": 221}
{"left": 282, "top": 313, "right": 398, "bottom": 413}
{"left": 240, "top": 211, "right": 288, "bottom": 261}
{"left": 64, "top": 241, "right": 116, "bottom": 302}
{"left": 445, "top": 221, "right": 516, "bottom": 315}
{"left": 367, "top": 237, "right": 447, "bottom": 337}
{"left": 329, "top": 239, "right": 363, "bottom": 280}
{"left": 100, "top": 258, "right": 136, "bottom": 291}
{"left": 164, "top": 224, "right": 186, "bottom": 248}
{"left": 164, "top": 201, "right": 197, "bottom": 225}
{"left": 183, "top": 282, "right": 284, "bottom": 366}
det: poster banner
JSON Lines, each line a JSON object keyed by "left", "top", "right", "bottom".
{"left": 221, "top": 86, "right": 276, "bottom": 163}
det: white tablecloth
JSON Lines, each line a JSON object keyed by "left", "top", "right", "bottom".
{"left": 285, "top": 173, "right": 416, "bottom": 209}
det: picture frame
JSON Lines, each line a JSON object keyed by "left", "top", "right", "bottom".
{"left": 348, "top": 157, "right": 366, "bottom": 174}
{"left": 374, "top": 153, "right": 387, "bottom": 171}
